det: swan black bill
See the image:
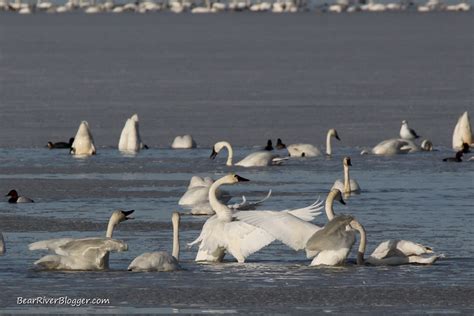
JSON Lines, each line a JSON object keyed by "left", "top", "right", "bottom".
{"left": 340, "top": 198, "right": 346, "bottom": 205}
{"left": 210, "top": 147, "right": 217, "bottom": 159}
{"left": 347, "top": 158, "right": 352, "bottom": 166}
{"left": 336, "top": 134, "right": 341, "bottom": 141}
{"left": 122, "top": 210, "right": 135, "bottom": 219}
{"left": 235, "top": 175, "right": 250, "bottom": 182}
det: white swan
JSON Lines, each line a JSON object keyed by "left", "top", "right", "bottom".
{"left": 370, "top": 138, "right": 412, "bottom": 155}
{"left": 178, "top": 176, "right": 230, "bottom": 206}
{"left": 287, "top": 128, "right": 340, "bottom": 157}
{"left": 118, "top": 114, "right": 147, "bottom": 153}
{"left": 331, "top": 157, "right": 361, "bottom": 195}
{"left": 6, "top": 189, "right": 34, "bottom": 203}
{"left": 171, "top": 135, "right": 196, "bottom": 149}
{"left": 70, "top": 121, "right": 96, "bottom": 156}
{"left": 188, "top": 174, "right": 323, "bottom": 263}
{"left": 364, "top": 239, "right": 440, "bottom": 265}
{"left": 0, "top": 233, "right": 5, "bottom": 255}
{"left": 400, "top": 120, "right": 420, "bottom": 140}
{"left": 210, "top": 141, "right": 284, "bottom": 167}
{"left": 452, "top": 111, "right": 473, "bottom": 150}
{"left": 29, "top": 210, "right": 134, "bottom": 270}
{"left": 235, "top": 189, "right": 348, "bottom": 265}
{"left": 128, "top": 212, "right": 181, "bottom": 272}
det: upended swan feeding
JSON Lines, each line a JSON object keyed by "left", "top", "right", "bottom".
{"left": 118, "top": 114, "right": 148, "bottom": 153}
{"left": 70, "top": 121, "right": 96, "bottom": 156}
{"left": 29, "top": 210, "right": 134, "bottom": 270}
{"left": 188, "top": 174, "right": 324, "bottom": 263}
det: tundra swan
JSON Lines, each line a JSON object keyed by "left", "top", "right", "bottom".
{"left": 443, "top": 151, "right": 463, "bottom": 162}
{"left": 118, "top": 114, "right": 147, "bottom": 153}
{"left": 452, "top": 111, "right": 473, "bottom": 150}
{"left": 188, "top": 174, "right": 323, "bottom": 263}
{"left": 171, "top": 135, "right": 196, "bottom": 149}
{"left": 70, "top": 121, "right": 96, "bottom": 156}
{"left": 371, "top": 138, "right": 412, "bottom": 155}
{"left": 28, "top": 210, "right": 133, "bottom": 270}
{"left": 331, "top": 157, "right": 361, "bottom": 195}
{"left": 287, "top": 128, "right": 340, "bottom": 157}
{"left": 6, "top": 190, "right": 34, "bottom": 203}
{"left": 210, "top": 141, "right": 284, "bottom": 167}
{"left": 0, "top": 233, "right": 5, "bottom": 255}
{"left": 178, "top": 176, "right": 230, "bottom": 207}
{"left": 128, "top": 212, "right": 181, "bottom": 272}
{"left": 400, "top": 120, "right": 420, "bottom": 140}
{"left": 234, "top": 189, "right": 346, "bottom": 261}
{"left": 47, "top": 138, "right": 74, "bottom": 149}
{"left": 276, "top": 138, "right": 286, "bottom": 149}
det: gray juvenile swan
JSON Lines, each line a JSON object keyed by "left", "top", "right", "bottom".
{"left": 128, "top": 212, "right": 181, "bottom": 272}
{"left": 29, "top": 210, "right": 133, "bottom": 270}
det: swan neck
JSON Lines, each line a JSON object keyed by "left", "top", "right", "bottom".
{"left": 356, "top": 223, "right": 366, "bottom": 265}
{"left": 106, "top": 218, "right": 116, "bottom": 238}
{"left": 209, "top": 177, "right": 232, "bottom": 221}
{"left": 326, "top": 130, "right": 332, "bottom": 156}
{"left": 224, "top": 142, "right": 233, "bottom": 166}
{"left": 172, "top": 217, "right": 180, "bottom": 260}
{"left": 325, "top": 191, "right": 336, "bottom": 220}
{"left": 343, "top": 164, "right": 351, "bottom": 193}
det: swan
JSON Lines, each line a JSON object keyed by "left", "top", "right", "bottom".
{"left": 171, "top": 135, "right": 196, "bottom": 149}
{"left": 0, "top": 233, "right": 5, "bottom": 255}
{"left": 400, "top": 120, "right": 420, "bottom": 140}
{"left": 188, "top": 174, "right": 323, "bottom": 263}
{"left": 128, "top": 212, "right": 181, "bottom": 272}
{"left": 443, "top": 151, "right": 463, "bottom": 162}
{"left": 287, "top": 128, "right": 340, "bottom": 157}
{"left": 178, "top": 176, "right": 230, "bottom": 207}
{"left": 364, "top": 239, "right": 440, "bottom": 265}
{"left": 331, "top": 157, "right": 361, "bottom": 195}
{"left": 28, "top": 210, "right": 133, "bottom": 270}
{"left": 70, "top": 121, "right": 96, "bottom": 156}
{"left": 6, "top": 190, "right": 34, "bottom": 203}
{"left": 47, "top": 137, "right": 74, "bottom": 149}
{"left": 118, "top": 114, "right": 147, "bottom": 153}
{"left": 452, "top": 111, "right": 473, "bottom": 150}
{"left": 210, "top": 141, "right": 285, "bottom": 167}
{"left": 234, "top": 189, "right": 346, "bottom": 261}
{"left": 370, "top": 138, "right": 412, "bottom": 155}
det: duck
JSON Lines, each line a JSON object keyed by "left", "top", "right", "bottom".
{"left": 70, "top": 121, "right": 96, "bottom": 156}
{"left": 400, "top": 120, "right": 420, "bottom": 140}
{"left": 171, "top": 135, "right": 196, "bottom": 149}
{"left": 210, "top": 141, "right": 285, "bottom": 167}
{"left": 29, "top": 210, "right": 133, "bottom": 270}
{"left": 264, "top": 139, "right": 273, "bottom": 151}
{"left": 47, "top": 138, "right": 74, "bottom": 149}
{"left": 128, "top": 212, "right": 181, "bottom": 272}
{"left": 443, "top": 151, "right": 463, "bottom": 162}
{"left": 6, "top": 190, "right": 34, "bottom": 203}
{"left": 287, "top": 128, "right": 340, "bottom": 157}
{"left": 276, "top": 138, "right": 286, "bottom": 149}
{"left": 331, "top": 157, "right": 361, "bottom": 195}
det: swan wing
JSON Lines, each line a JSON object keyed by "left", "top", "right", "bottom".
{"left": 128, "top": 251, "right": 180, "bottom": 271}
{"left": 224, "top": 221, "right": 276, "bottom": 259}
{"left": 305, "top": 215, "right": 354, "bottom": 251}
{"left": 228, "top": 190, "right": 272, "bottom": 210}
{"left": 236, "top": 151, "right": 275, "bottom": 167}
{"left": 234, "top": 210, "right": 320, "bottom": 251}
{"left": 283, "top": 197, "right": 324, "bottom": 221}
{"left": 118, "top": 118, "right": 131, "bottom": 150}
{"left": 29, "top": 238, "right": 75, "bottom": 254}
{"left": 58, "top": 238, "right": 128, "bottom": 257}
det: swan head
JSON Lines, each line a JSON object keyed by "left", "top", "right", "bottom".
{"left": 221, "top": 173, "right": 250, "bottom": 185}
{"left": 210, "top": 141, "right": 228, "bottom": 159}
{"left": 110, "top": 210, "right": 135, "bottom": 226}
{"left": 265, "top": 139, "right": 273, "bottom": 151}
{"left": 343, "top": 157, "right": 352, "bottom": 167}
{"left": 5, "top": 190, "right": 18, "bottom": 198}
{"left": 328, "top": 129, "right": 341, "bottom": 141}
{"left": 330, "top": 189, "right": 346, "bottom": 205}
{"left": 421, "top": 139, "right": 433, "bottom": 151}
{"left": 401, "top": 120, "right": 407, "bottom": 125}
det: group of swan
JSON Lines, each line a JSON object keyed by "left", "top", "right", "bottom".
{"left": 179, "top": 175, "right": 272, "bottom": 215}
{"left": 286, "top": 128, "right": 340, "bottom": 157}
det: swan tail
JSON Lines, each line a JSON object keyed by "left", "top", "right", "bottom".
{"left": 34, "top": 255, "right": 64, "bottom": 270}
{"left": 28, "top": 238, "right": 74, "bottom": 252}
{"left": 272, "top": 157, "right": 289, "bottom": 165}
